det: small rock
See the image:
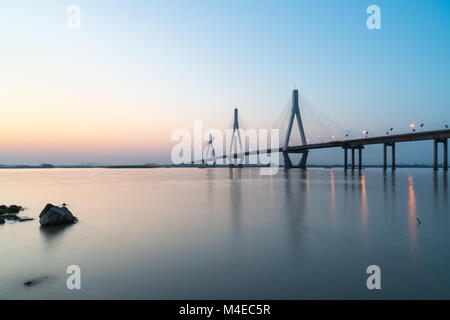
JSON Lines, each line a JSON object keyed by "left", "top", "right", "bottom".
{"left": 0, "top": 205, "right": 8, "bottom": 214}
{"left": 19, "top": 217, "right": 34, "bottom": 222}
{"left": 0, "top": 218, "right": 5, "bottom": 224}
{"left": 39, "top": 203, "right": 78, "bottom": 226}
{"left": 7, "top": 205, "right": 22, "bottom": 214}
{"left": 5, "top": 214, "right": 20, "bottom": 221}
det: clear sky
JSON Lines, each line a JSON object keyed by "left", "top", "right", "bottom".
{"left": 1, "top": 0, "right": 449, "bottom": 165}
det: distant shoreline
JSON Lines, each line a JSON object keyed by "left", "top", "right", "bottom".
{"left": 0, "top": 164, "right": 443, "bottom": 169}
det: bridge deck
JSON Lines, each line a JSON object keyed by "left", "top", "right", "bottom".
{"left": 199, "top": 129, "right": 450, "bottom": 162}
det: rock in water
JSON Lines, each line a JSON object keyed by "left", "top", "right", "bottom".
{"left": 7, "top": 205, "right": 22, "bottom": 213}
{"left": 39, "top": 203, "right": 78, "bottom": 226}
{"left": 0, "top": 205, "right": 8, "bottom": 214}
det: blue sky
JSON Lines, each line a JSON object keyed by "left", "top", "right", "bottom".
{"left": 0, "top": 0, "right": 449, "bottom": 164}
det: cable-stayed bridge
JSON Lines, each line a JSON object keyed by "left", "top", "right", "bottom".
{"left": 195, "top": 89, "right": 449, "bottom": 171}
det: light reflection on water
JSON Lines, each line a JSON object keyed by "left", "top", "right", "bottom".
{"left": 330, "top": 171, "right": 336, "bottom": 222}
{"left": 408, "top": 175, "right": 418, "bottom": 250}
{"left": 0, "top": 168, "right": 449, "bottom": 299}
{"left": 360, "top": 174, "right": 368, "bottom": 236}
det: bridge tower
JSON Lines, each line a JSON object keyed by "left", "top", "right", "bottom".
{"left": 229, "top": 108, "right": 244, "bottom": 158}
{"left": 204, "top": 134, "right": 216, "bottom": 166}
{"left": 283, "top": 89, "right": 309, "bottom": 169}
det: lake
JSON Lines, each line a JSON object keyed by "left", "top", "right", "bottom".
{"left": 0, "top": 168, "right": 449, "bottom": 299}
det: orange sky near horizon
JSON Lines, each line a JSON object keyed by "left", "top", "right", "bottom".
{"left": 0, "top": 83, "right": 175, "bottom": 156}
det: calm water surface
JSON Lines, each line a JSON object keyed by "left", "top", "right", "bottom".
{"left": 0, "top": 168, "right": 449, "bottom": 299}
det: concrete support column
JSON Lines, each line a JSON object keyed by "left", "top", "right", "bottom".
{"left": 392, "top": 142, "right": 396, "bottom": 170}
{"left": 434, "top": 139, "right": 438, "bottom": 171}
{"left": 283, "top": 151, "right": 293, "bottom": 170}
{"left": 358, "top": 148, "right": 362, "bottom": 171}
{"left": 383, "top": 143, "right": 387, "bottom": 171}
{"left": 444, "top": 138, "right": 448, "bottom": 171}
{"left": 351, "top": 148, "right": 355, "bottom": 171}
{"left": 344, "top": 148, "right": 348, "bottom": 170}
{"left": 299, "top": 151, "right": 308, "bottom": 169}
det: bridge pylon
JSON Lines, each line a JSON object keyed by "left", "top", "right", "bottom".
{"left": 228, "top": 108, "right": 244, "bottom": 165}
{"left": 204, "top": 134, "right": 216, "bottom": 166}
{"left": 283, "top": 89, "right": 308, "bottom": 169}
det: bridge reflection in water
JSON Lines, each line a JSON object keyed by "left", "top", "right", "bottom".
{"left": 223, "top": 167, "right": 446, "bottom": 258}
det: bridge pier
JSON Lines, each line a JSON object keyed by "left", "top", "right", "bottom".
{"left": 434, "top": 138, "right": 448, "bottom": 171}
{"left": 299, "top": 151, "right": 308, "bottom": 169}
{"left": 445, "top": 138, "right": 448, "bottom": 171}
{"left": 383, "top": 142, "right": 396, "bottom": 170}
{"left": 351, "top": 148, "right": 355, "bottom": 171}
{"left": 434, "top": 139, "right": 438, "bottom": 171}
{"left": 345, "top": 146, "right": 363, "bottom": 171}
{"left": 283, "top": 151, "right": 293, "bottom": 169}
{"left": 283, "top": 150, "right": 308, "bottom": 169}
{"left": 392, "top": 142, "right": 396, "bottom": 170}
{"left": 359, "top": 147, "right": 362, "bottom": 171}
{"left": 344, "top": 148, "right": 348, "bottom": 170}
